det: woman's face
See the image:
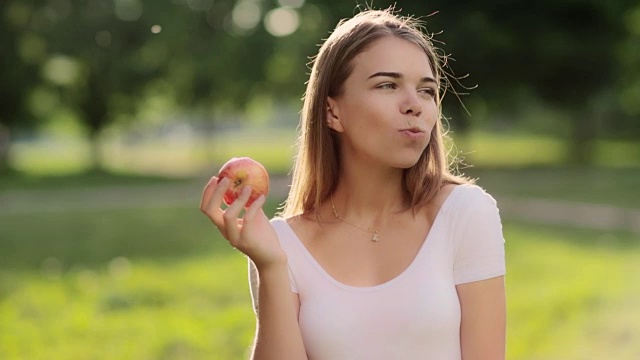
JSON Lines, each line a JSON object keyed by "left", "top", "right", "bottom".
{"left": 327, "top": 36, "right": 438, "bottom": 170}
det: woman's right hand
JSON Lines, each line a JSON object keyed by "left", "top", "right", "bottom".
{"left": 200, "top": 176, "right": 287, "bottom": 269}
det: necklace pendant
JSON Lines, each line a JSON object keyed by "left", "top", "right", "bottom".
{"left": 371, "top": 231, "right": 380, "bottom": 242}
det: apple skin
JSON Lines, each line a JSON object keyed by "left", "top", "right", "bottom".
{"left": 217, "top": 157, "right": 269, "bottom": 207}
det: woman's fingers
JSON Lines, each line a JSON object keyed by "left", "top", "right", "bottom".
{"left": 222, "top": 186, "right": 252, "bottom": 242}
{"left": 200, "top": 177, "right": 264, "bottom": 249}
{"left": 244, "top": 194, "right": 266, "bottom": 220}
{"left": 203, "top": 177, "right": 229, "bottom": 227}
{"left": 199, "top": 176, "right": 218, "bottom": 211}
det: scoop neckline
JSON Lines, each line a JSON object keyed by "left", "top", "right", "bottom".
{"left": 275, "top": 185, "right": 464, "bottom": 292}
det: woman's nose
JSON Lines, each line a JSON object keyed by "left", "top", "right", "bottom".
{"left": 400, "top": 90, "right": 423, "bottom": 116}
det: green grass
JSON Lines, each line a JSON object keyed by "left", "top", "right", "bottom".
{"left": 9, "top": 130, "right": 640, "bottom": 178}
{"left": 5, "top": 130, "right": 639, "bottom": 209}
{"left": 1, "top": 198, "right": 639, "bottom": 359}
{"left": 504, "top": 223, "right": 639, "bottom": 359}
{"left": 453, "top": 132, "right": 640, "bottom": 168}
{"left": 2, "top": 165, "right": 638, "bottom": 210}
{"left": 453, "top": 132, "right": 568, "bottom": 168}
{"left": 0, "top": 169, "right": 190, "bottom": 192}
{"left": 467, "top": 167, "right": 640, "bottom": 209}
{"left": 0, "top": 206, "right": 216, "bottom": 269}
{"left": 9, "top": 128, "right": 298, "bottom": 178}
{"left": 0, "top": 201, "right": 264, "bottom": 360}
{"left": 1, "top": 254, "right": 256, "bottom": 360}
{"left": 2, "top": 130, "right": 639, "bottom": 358}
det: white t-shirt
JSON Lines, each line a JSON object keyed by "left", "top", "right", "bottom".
{"left": 249, "top": 184, "right": 506, "bottom": 360}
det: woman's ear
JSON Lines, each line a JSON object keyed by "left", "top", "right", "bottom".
{"left": 326, "top": 97, "right": 344, "bottom": 132}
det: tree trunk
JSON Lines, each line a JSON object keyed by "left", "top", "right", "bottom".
{"left": 82, "top": 74, "right": 108, "bottom": 173}
{"left": 0, "top": 123, "right": 11, "bottom": 174}
{"left": 567, "top": 109, "right": 596, "bottom": 166}
{"left": 88, "top": 128, "right": 103, "bottom": 172}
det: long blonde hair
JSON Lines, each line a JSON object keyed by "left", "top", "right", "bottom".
{"left": 280, "top": 9, "right": 471, "bottom": 217}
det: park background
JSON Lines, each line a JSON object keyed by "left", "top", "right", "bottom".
{"left": 0, "top": 0, "right": 639, "bottom": 359}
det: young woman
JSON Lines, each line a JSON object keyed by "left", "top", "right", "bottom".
{"left": 201, "top": 8, "right": 506, "bottom": 360}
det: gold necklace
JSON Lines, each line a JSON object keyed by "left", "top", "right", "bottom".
{"left": 330, "top": 197, "right": 381, "bottom": 242}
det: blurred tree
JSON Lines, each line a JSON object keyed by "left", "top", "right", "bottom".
{"left": 0, "top": 0, "right": 321, "bottom": 171}
{"left": 614, "top": 3, "right": 640, "bottom": 141}
{"left": 37, "top": 0, "right": 169, "bottom": 170}
{"left": 395, "top": 0, "right": 639, "bottom": 164}
{"left": 163, "top": 1, "right": 323, "bottom": 118}
{"left": 0, "top": 2, "right": 42, "bottom": 174}
{"left": 2, "top": 0, "right": 638, "bottom": 173}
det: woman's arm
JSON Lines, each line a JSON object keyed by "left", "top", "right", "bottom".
{"left": 201, "top": 177, "right": 307, "bottom": 359}
{"left": 251, "top": 263, "right": 306, "bottom": 360}
{"left": 456, "top": 276, "right": 506, "bottom": 360}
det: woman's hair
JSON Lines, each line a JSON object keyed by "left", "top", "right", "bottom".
{"left": 279, "top": 8, "right": 471, "bottom": 218}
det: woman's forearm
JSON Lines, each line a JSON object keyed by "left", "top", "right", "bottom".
{"left": 251, "top": 264, "right": 307, "bottom": 360}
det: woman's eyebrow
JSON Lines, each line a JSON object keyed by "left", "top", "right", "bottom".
{"left": 368, "top": 71, "right": 436, "bottom": 84}
{"left": 368, "top": 71, "right": 402, "bottom": 79}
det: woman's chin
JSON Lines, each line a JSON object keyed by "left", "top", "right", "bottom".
{"left": 392, "top": 157, "right": 423, "bottom": 170}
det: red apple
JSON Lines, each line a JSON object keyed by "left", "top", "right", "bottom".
{"left": 217, "top": 157, "right": 269, "bottom": 207}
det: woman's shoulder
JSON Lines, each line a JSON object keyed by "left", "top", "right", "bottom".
{"left": 270, "top": 213, "right": 310, "bottom": 229}
{"left": 436, "top": 184, "right": 500, "bottom": 221}
{"left": 269, "top": 216, "right": 295, "bottom": 238}
{"left": 449, "top": 183, "right": 497, "bottom": 206}
{"left": 270, "top": 216, "right": 288, "bottom": 225}
{"left": 270, "top": 213, "right": 320, "bottom": 241}
{"left": 443, "top": 185, "right": 503, "bottom": 233}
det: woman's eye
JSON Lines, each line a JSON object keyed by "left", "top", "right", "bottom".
{"left": 419, "top": 88, "right": 436, "bottom": 97}
{"left": 377, "top": 83, "right": 396, "bottom": 90}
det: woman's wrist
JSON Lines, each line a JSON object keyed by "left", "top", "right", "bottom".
{"left": 256, "top": 259, "right": 288, "bottom": 273}
{"left": 255, "top": 260, "right": 289, "bottom": 282}
{"left": 251, "top": 247, "right": 288, "bottom": 271}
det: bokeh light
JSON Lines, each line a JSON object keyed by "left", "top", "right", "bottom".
{"left": 264, "top": 7, "right": 299, "bottom": 37}
{"left": 624, "top": 6, "right": 640, "bottom": 35}
{"left": 18, "top": 33, "right": 47, "bottom": 64}
{"left": 114, "top": 0, "right": 143, "bottom": 21}
{"left": 42, "top": 55, "right": 81, "bottom": 86}
{"left": 187, "top": 0, "right": 214, "bottom": 11}
{"left": 232, "top": 0, "right": 262, "bottom": 32}
{"left": 95, "top": 30, "right": 112, "bottom": 48}
{"left": 48, "top": 0, "right": 73, "bottom": 20}
{"left": 108, "top": 256, "right": 132, "bottom": 279}
{"left": 298, "top": 4, "right": 324, "bottom": 34}
{"left": 277, "top": 0, "right": 305, "bottom": 8}
{"left": 28, "top": 86, "right": 60, "bottom": 118}
{"left": 6, "top": 1, "right": 32, "bottom": 28}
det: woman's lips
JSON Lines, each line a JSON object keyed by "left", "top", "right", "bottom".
{"left": 399, "top": 128, "right": 426, "bottom": 139}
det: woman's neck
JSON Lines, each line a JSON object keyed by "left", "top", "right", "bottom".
{"left": 330, "top": 158, "right": 407, "bottom": 222}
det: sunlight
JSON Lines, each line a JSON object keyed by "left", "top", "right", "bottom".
{"left": 277, "top": 0, "right": 305, "bottom": 8}
{"left": 264, "top": 7, "right": 299, "bottom": 37}
{"left": 42, "top": 55, "right": 81, "bottom": 86}
{"left": 114, "top": 0, "right": 143, "bottom": 21}
{"left": 232, "top": 0, "right": 262, "bottom": 31}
